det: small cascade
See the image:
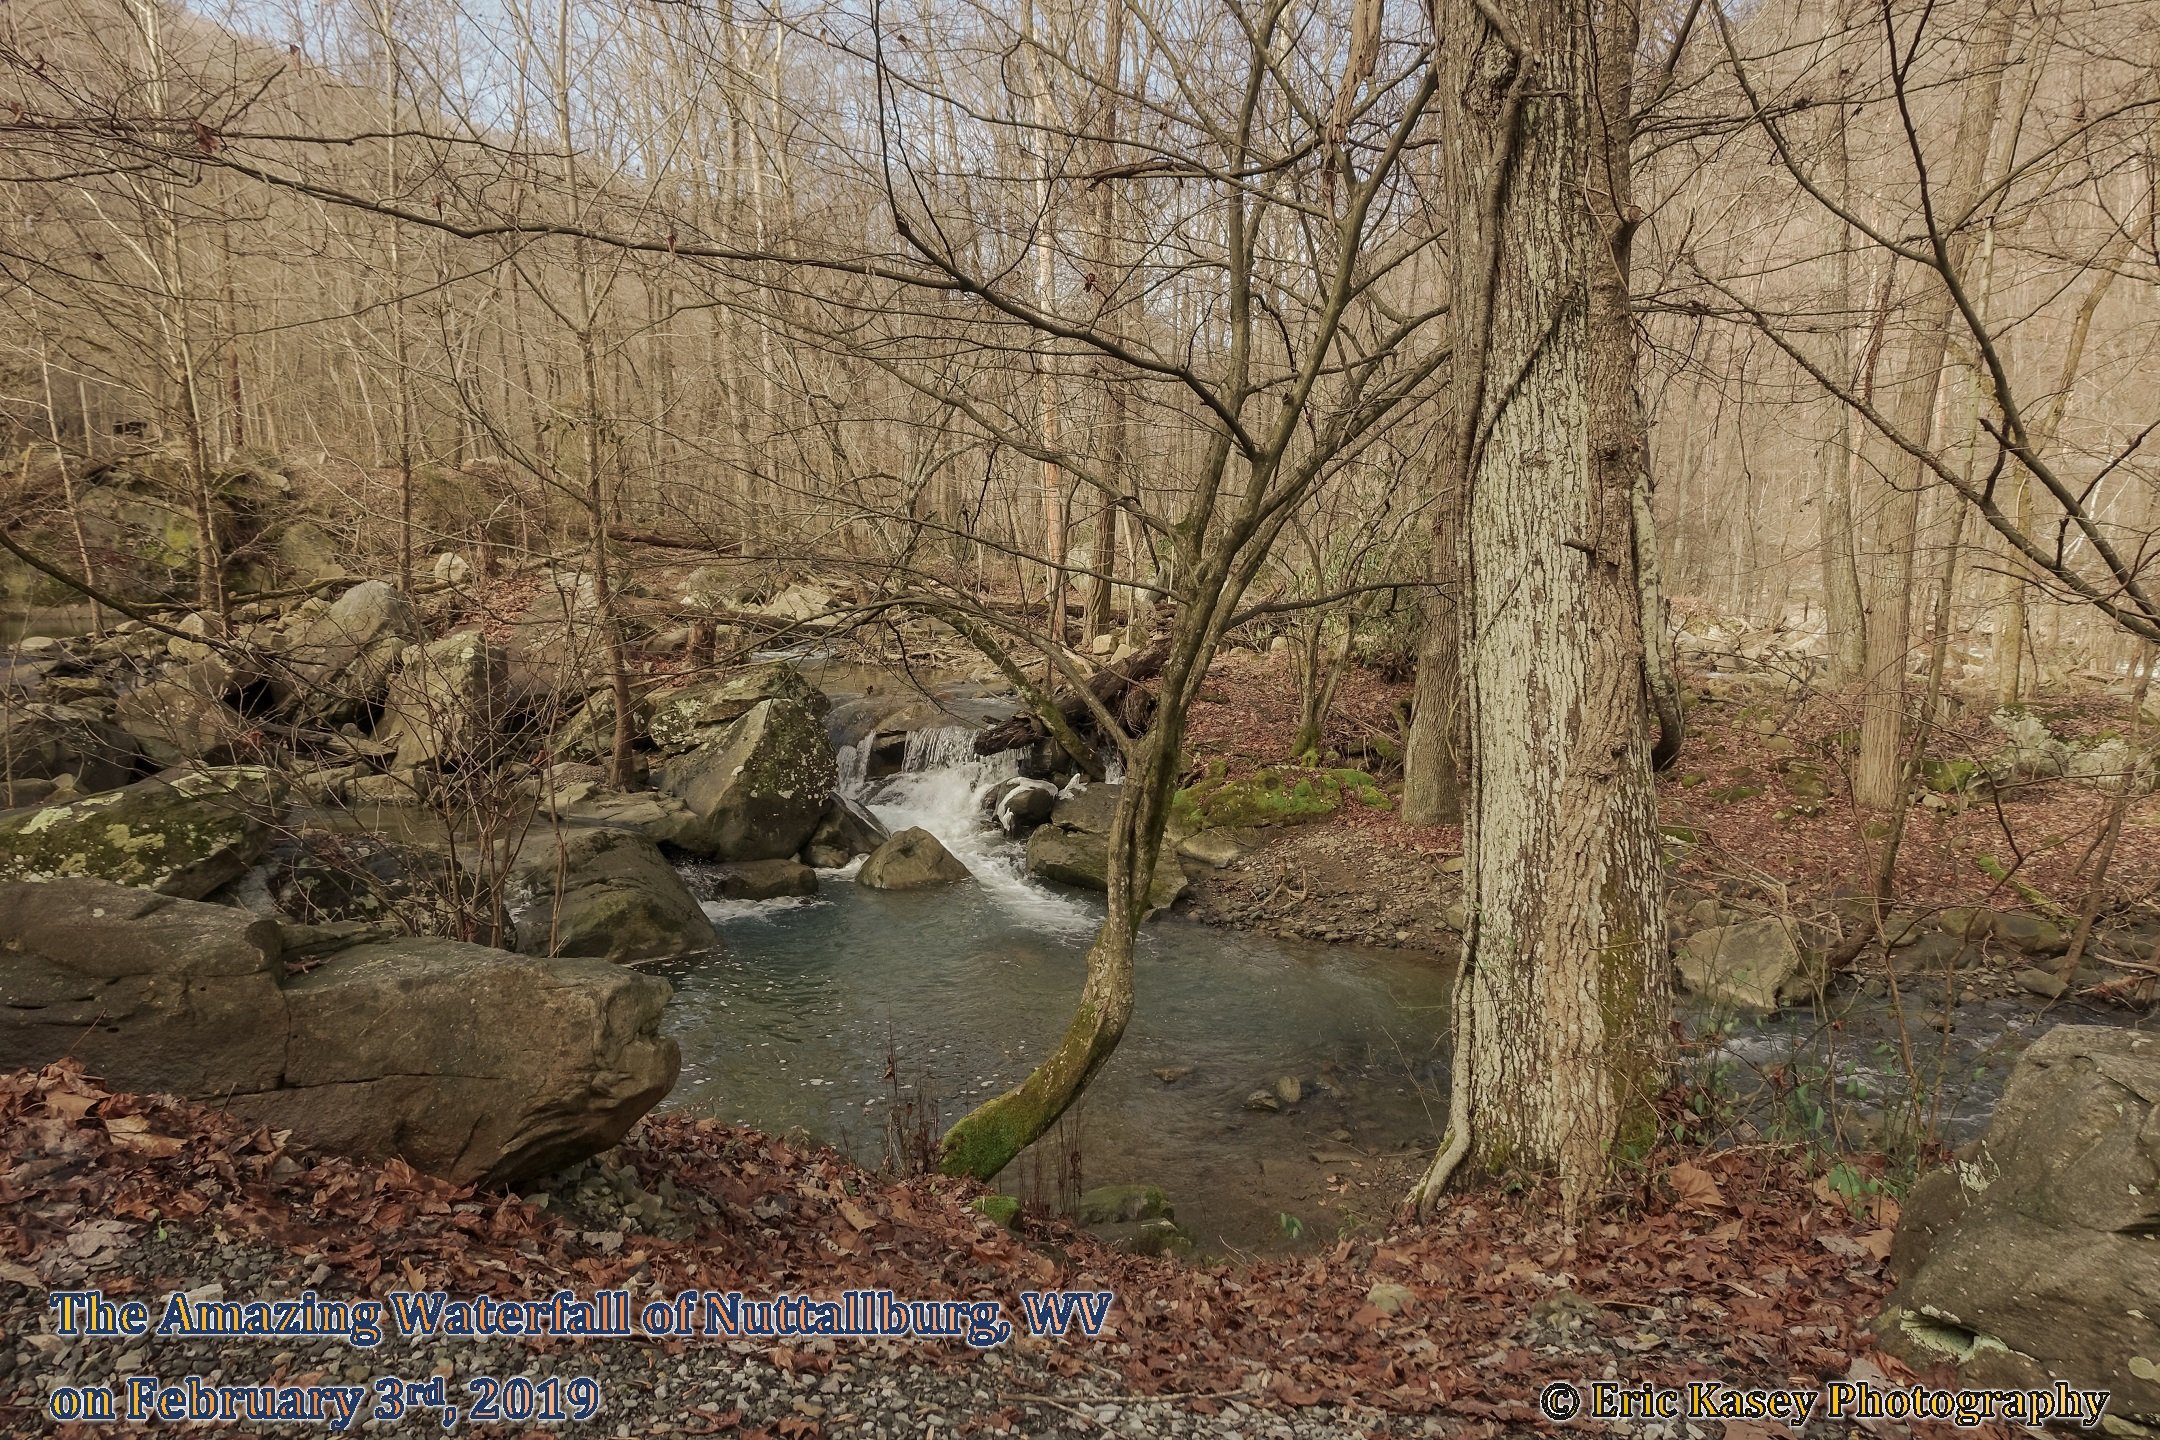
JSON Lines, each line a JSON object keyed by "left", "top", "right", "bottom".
{"left": 861, "top": 726, "right": 1088, "bottom": 929}
{"left": 833, "top": 740, "right": 872, "bottom": 798}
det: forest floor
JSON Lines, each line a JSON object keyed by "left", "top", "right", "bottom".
{"left": 5, "top": 1060, "right": 2005, "bottom": 1440}
{"left": 1178, "top": 646, "right": 2160, "bottom": 985}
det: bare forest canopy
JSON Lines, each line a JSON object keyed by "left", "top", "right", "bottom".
{"left": 0, "top": 0, "right": 2154, "bottom": 692}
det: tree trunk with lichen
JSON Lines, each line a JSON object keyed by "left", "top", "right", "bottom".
{"left": 1411, "top": 0, "right": 1665, "bottom": 1221}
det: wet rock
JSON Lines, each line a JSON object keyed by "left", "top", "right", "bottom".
{"left": 648, "top": 663, "right": 830, "bottom": 754}
{"left": 703, "top": 859, "right": 818, "bottom": 901}
{"left": 1875, "top": 1026, "right": 2160, "bottom": 1427}
{"left": 113, "top": 657, "right": 250, "bottom": 767}
{"left": 1676, "top": 917, "right": 1805, "bottom": 1014}
{"left": 988, "top": 777, "right": 1058, "bottom": 835}
{"left": 658, "top": 699, "right": 837, "bottom": 861}
{"left": 1244, "top": 1089, "right": 1282, "bottom": 1112}
{"left": 1988, "top": 910, "right": 2068, "bottom": 957}
{"left": 1026, "top": 822, "right": 1186, "bottom": 916}
{"left": 1273, "top": 1076, "right": 1303, "bottom": 1106}
{"left": 507, "top": 825, "right": 718, "bottom": 964}
{"left": 0, "top": 878, "right": 678, "bottom": 1184}
{"left": 373, "top": 629, "right": 507, "bottom": 770}
{"left": 801, "top": 794, "right": 888, "bottom": 869}
{"left": 858, "top": 827, "right": 970, "bottom": 890}
{"left": 0, "top": 767, "right": 284, "bottom": 898}
{"left": 2015, "top": 967, "right": 2068, "bottom": 1001}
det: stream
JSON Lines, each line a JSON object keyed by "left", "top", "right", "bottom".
{"left": 652, "top": 728, "right": 1456, "bottom": 1254}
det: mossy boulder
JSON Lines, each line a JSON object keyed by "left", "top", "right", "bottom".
{"left": 648, "top": 662, "right": 831, "bottom": 754}
{"left": 971, "top": 1194, "right": 1021, "bottom": 1229}
{"left": 506, "top": 824, "right": 718, "bottom": 964}
{"left": 0, "top": 767, "right": 286, "bottom": 898}
{"left": 1921, "top": 757, "right": 1983, "bottom": 795}
{"left": 1169, "top": 765, "right": 1386, "bottom": 833}
{"left": 657, "top": 699, "right": 837, "bottom": 861}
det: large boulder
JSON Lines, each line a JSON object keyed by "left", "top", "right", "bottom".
{"left": 541, "top": 776, "right": 707, "bottom": 850}
{"left": 0, "top": 700, "right": 143, "bottom": 795}
{"left": 373, "top": 629, "right": 508, "bottom": 770}
{"left": 505, "top": 570, "right": 607, "bottom": 692}
{"left": 990, "top": 777, "right": 1058, "bottom": 835}
{"left": 1875, "top": 1026, "right": 2160, "bottom": 1429}
{"left": 0, "top": 767, "right": 284, "bottom": 898}
{"left": 0, "top": 879, "right": 678, "bottom": 1185}
{"left": 858, "top": 826, "right": 970, "bottom": 890}
{"left": 657, "top": 699, "right": 837, "bottom": 861}
{"left": 647, "top": 662, "right": 830, "bottom": 754}
{"left": 506, "top": 825, "right": 718, "bottom": 964}
{"left": 1026, "top": 822, "right": 1187, "bottom": 917}
{"left": 700, "top": 859, "right": 819, "bottom": 901}
{"left": 218, "top": 829, "right": 489, "bottom": 939}
{"left": 274, "top": 580, "right": 421, "bottom": 719}
{"left": 802, "top": 794, "right": 889, "bottom": 868}
{"left": 113, "top": 656, "right": 250, "bottom": 767}
{"left": 1674, "top": 917, "right": 1807, "bottom": 1013}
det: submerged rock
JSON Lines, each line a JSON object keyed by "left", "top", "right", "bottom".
{"left": 658, "top": 698, "right": 836, "bottom": 861}
{"left": 0, "top": 878, "right": 678, "bottom": 1184}
{"left": 858, "top": 826, "right": 970, "bottom": 890}
{"left": 989, "top": 777, "right": 1058, "bottom": 835}
{"left": 507, "top": 825, "right": 718, "bottom": 964}
{"left": 1875, "top": 1026, "right": 2160, "bottom": 1427}
{"left": 541, "top": 777, "right": 706, "bottom": 851}
{"left": 0, "top": 767, "right": 285, "bottom": 898}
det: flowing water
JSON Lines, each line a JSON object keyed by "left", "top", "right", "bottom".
{"left": 654, "top": 728, "right": 1455, "bottom": 1253}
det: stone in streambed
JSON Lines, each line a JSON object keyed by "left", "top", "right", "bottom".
{"left": 1675, "top": 916, "right": 1806, "bottom": 1014}
{"left": 506, "top": 825, "right": 717, "bottom": 964}
{"left": 0, "top": 766, "right": 284, "bottom": 898}
{"left": 705, "top": 858, "right": 819, "bottom": 900}
{"left": 857, "top": 827, "right": 970, "bottom": 889}
{"left": 0, "top": 877, "right": 678, "bottom": 1184}
{"left": 658, "top": 699, "right": 835, "bottom": 861}
{"left": 802, "top": 794, "right": 888, "bottom": 868}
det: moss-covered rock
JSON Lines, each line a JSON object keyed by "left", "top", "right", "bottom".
{"left": 1169, "top": 765, "right": 1386, "bottom": 832}
{"left": 657, "top": 699, "right": 836, "bottom": 861}
{"left": 0, "top": 767, "right": 285, "bottom": 898}
{"left": 648, "top": 662, "right": 831, "bottom": 754}
{"left": 971, "top": 1194, "right": 1021, "bottom": 1228}
{"left": 113, "top": 656, "right": 250, "bottom": 768}
{"left": 1076, "top": 1183, "right": 1173, "bottom": 1225}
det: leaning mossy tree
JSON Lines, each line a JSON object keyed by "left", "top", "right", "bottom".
{"left": 895, "top": 4, "right": 1452, "bottom": 1181}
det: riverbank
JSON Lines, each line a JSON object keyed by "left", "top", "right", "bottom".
{"left": 6, "top": 1060, "right": 1941, "bottom": 1439}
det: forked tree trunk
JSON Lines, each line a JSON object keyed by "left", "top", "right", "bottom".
{"left": 1411, "top": 0, "right": 1665, "bottom": 1220}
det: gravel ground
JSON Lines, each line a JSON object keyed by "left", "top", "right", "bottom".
{"left": 7, "top": 1227, "right": 1423, "bottom": 1439}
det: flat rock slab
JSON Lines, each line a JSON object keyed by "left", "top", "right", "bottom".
{"left": 0, "top": 878, "right": 679, "bottom": 1185}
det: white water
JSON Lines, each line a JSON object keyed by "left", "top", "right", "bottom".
{"left": 837, "top": 726, "right": 1096, "bottom": 933}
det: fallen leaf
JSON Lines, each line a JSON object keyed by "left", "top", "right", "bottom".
{"left": 1668, "top": 1162, "right": 1725, "bottom": 1211}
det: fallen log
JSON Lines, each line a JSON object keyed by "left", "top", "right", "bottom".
{"left": 974, "top": 641, "right": 1168, "bottom": 757}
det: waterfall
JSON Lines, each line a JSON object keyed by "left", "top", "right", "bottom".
{"left": 860, "top": 726, "right": 1089, "bottom": 930}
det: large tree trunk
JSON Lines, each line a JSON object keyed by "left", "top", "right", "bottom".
{"left": 1853, "top": 0, "right": 2015, "bottom": 813}
{"left": 1411, "top": 0, "right": 1665, "bottom": 1221}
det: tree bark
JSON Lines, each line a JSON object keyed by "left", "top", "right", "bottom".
{"left": 1411, "top": 0, "right": 1665, "bottom": 1220}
